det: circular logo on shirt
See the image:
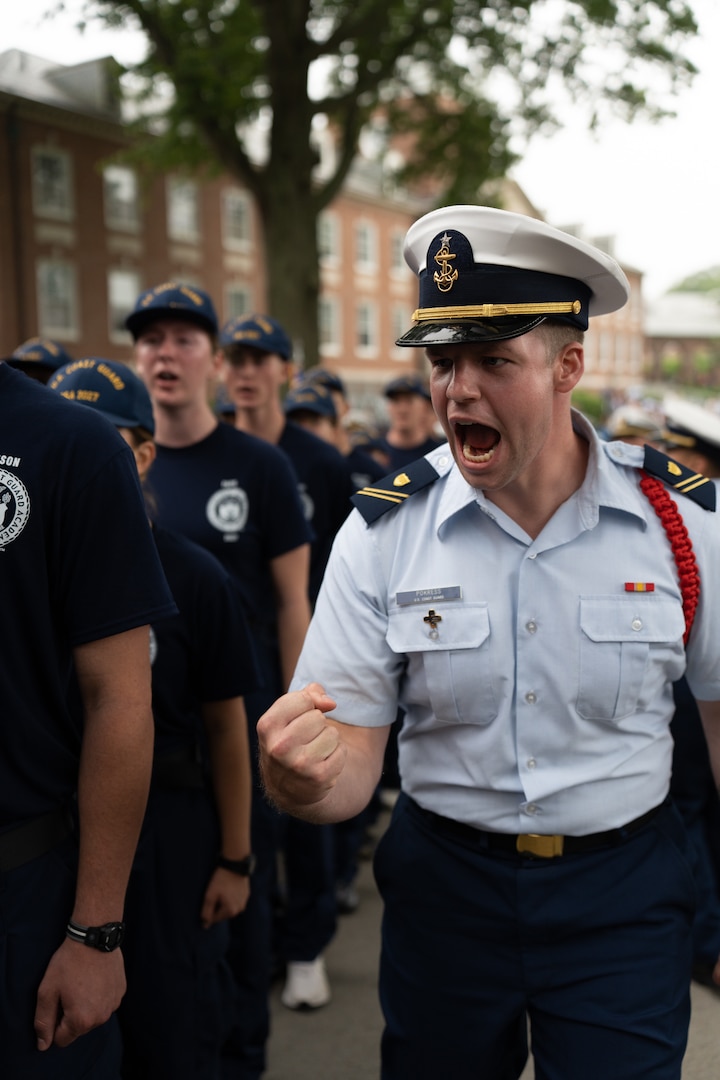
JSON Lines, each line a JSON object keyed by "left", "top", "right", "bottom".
{"left": 0, "top": 470, "right": 30, "bottom": 548}
{"left": 206, "top": 483, "right": 249, "bottom": 534}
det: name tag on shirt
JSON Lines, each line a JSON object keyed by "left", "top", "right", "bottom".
{"left": 396, "top": 586, "right": 463, "bottom": 606}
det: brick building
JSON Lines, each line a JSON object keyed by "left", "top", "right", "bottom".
{"left": 0, "top": 48, "right": 646, "bottom": 409}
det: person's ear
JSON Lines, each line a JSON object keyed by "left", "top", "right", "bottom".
{"left": 134, "top": 438, "right": 157, "bottom": 481}
{"left": 554, "top": 342, "right": 584, "bottom": 395}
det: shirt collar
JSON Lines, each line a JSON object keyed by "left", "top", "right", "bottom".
{"left": 428, "top": 410, "right": 650, "bottom": 536}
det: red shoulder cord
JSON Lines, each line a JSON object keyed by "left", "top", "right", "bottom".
{"left": 639, "top": 471, "right": 700, "bottom": 645}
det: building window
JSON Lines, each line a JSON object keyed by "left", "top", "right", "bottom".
{"left": 222, "top": 189, "right": 252, "bottom": 250}
{"left": 390, "top": 229, "right": 405, "bottom": 273}
{"left": 318, "top": 212, "right": 341, "bottom": 262}
{"left": 356, "top": 300, "right": 377, "bottom": 353}
{"left": 355, "top": 220, "right": 377, "bottom": 272}
{"left": 391, "top": 304, "right": 410, "bottom": 349}
{"left": 36, "top": 259, "right": 79, "bottom": 338}
{"left": 225, "top": 283, "right": 253, "bottom": 320}
{"left": 167, "top": 178, "right": 200, "bottom": 243}
{"left": 31, "top": 147, "right": 74, "bottom": 221}
{"left": 319, "top": 296, "right": 341, "bottom": 354}
{"left": 104, "top": 166, "right": 140, "bottom": 231}
{"left": 108, "top": 269, "right": 141, "bottom": 339}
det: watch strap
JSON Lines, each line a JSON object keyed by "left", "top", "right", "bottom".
{"left": 217, "top": 853, "right": 256, "bottom": 876}
{"left": 66, "top": 919, "right": 125, "bottom": 952}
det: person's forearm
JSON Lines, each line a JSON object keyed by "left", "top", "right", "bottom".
{"left": 204, "top": 699, "right": 252, "bottom": 857}
{"left": 72, "top": 629, "right": 154, "bottom": 924}
{"left": 73, "top": 700, "right": 153, "bottom": 924}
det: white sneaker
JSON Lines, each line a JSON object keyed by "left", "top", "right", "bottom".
{"left": 281, "top": 956, "right": 331, "bottom": 1010}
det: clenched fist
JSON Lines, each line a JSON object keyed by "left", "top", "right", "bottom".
{"left": 257, "top": 683, "right": 345, "bottom": 814}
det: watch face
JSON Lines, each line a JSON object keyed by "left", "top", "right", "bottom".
{"left": 94, "top": 922, "right": 125, "bottom": 952}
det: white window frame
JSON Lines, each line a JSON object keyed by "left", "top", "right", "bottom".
{"left": 222, "top": 188, "right": 253, "bottom": 251}
{"left": 355, "top": 219, "right": 378, "bottom": 273}
{"left": 31, "top": 146, "right": 74, "bottom": 222}
{"left": 36, "top": 258, "right": 80, "bottom": 340}
{"left": 318, "top": 212, "right": 341, "bottom": 264}
{"left": 390, "top": 229, "right": 406, "bottom": 274}
{"left": 167, "top": 177, "right": 201, "bottom": 243}
{"left": 103, "top": 165, "right": 140, "bottom": 232}
{"left": 319, "top": 295, "right": 341, "bottom": 357}
{"left": 108, "top": 268, "right": 142, "bottom": 342}
{"left": 225, "top": 283, "right": 254, "bottom": 321}
{"left": 355, "top": 299, "right": 378, "bottom": 357}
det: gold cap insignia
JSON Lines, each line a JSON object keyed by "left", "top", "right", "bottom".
{"left": 432, "top": 234, "right": 458, "bottom": 294}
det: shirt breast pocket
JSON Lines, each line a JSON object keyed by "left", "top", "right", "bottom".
{"left": 386, "top": 603, "right": 498, "bottom": 725}
{"left": 577, "top": 596, "right": 685, "bottom": 723}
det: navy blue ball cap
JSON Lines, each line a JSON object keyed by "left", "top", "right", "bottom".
{"left": 298, "top": 367, "right": 346, "bottom": 396}
{"left": 9, "top": 337, "right": 73, "bottom": 372}
{"left": 396, "top": 205, "right": 630, "bottom": 347}
{"left": 284, "top": 383, "right": 337, "bottom": 420}
{"left": 384, "top": 374, "right": 431, "bottom": 401}
{"left": 219, "top": 314, "right": 292, "bottom": 359}
{"left": 48, "top": 358, "right": 155, "bottom": 434}
{"left": 125, "top": 282, "right": 218, "bottom": 339}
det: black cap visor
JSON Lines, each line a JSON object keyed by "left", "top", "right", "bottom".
{"left": 395, "top": 315, "right": 547, "bottom": 348}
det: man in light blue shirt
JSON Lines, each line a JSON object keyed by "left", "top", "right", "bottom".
{"left": 256, "top": 206, "right": 720, "bottom": 1079}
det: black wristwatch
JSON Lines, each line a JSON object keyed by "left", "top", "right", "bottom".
{"left": 217, "top": 853, "right": 256, "bottom": 877}
{"left": 66, "top": 919, "right": 125, "bottom": 952}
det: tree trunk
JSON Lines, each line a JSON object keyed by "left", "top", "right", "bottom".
{"left": 257, "top": 0, "right": 320, "bottom": 370}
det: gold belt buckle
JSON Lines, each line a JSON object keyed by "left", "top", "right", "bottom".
{"left": 516, "top": 833, "right": 564, "bottom": 858}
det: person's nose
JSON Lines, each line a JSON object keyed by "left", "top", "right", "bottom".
{"left": 446, "top": 358, "right": 480, "bottom": 403}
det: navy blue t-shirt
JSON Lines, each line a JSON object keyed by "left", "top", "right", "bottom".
{"left": 345, "top": 447, "right": 385, "bottom": 491}
{"left": 150, "top": 525, "right": 260, "bottom": 754}
{"left": 0, "top": 364, "right": 176, "bottom": 828}
{"left": 147, "top": 423, "right": 311, "bottom": 634}
{"left": 278, "top": 421, "right": 355, "bottom": 603}
{"left": 378, "top": 435, "right": 444, "bottom": 471}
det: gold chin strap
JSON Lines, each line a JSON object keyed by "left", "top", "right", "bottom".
{"left": 660, "top": 429, "right": 696, "bottom": 449}
{"left": 411, "top": 300, "right": 582, "bottom": 322}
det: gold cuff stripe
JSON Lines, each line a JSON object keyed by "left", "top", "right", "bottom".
{"left": 412, "top": 300, "right": 582, "bottom": 322}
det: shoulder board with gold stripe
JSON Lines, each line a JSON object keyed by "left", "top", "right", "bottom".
{"left": 642, "top": 445, "right": 716, "bottom": 511}
{"left": 351, "top": 458, "right": 441, "bottom": 524}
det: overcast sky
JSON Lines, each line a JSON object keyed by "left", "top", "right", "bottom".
{"left": 6, "top": 0, "right": 719, "bottom": 301}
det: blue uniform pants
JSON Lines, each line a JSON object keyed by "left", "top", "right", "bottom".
{"left": 119, "top": 788, "right": 235, "bottom": 1080}
{"left": 0, "top": 837, "right": 121, "bottom": 1079}
{"left": 374, "top": 794, "right": 694, "bottom": 1080}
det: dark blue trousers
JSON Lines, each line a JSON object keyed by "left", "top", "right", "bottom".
{"left": 119, "top": 788, "right": 235, "bottom": 1080}
{"left": 0, "top": 837, "right": 122, "bottom": 1079}
{"left": 670, "top": 677, "right": 720, "bottom": 968}
{"left": 374, "top": 794, "right": 695, "bottom": 1080}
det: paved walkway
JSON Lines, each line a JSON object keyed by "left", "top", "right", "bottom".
{"left": 264, "top": 812, "right": 720, "bottom": 1079}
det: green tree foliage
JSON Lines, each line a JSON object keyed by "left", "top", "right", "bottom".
{"left": 71, "top": 0, "right": 699, "bottom": 361}
{"left": 671, "top": 267, "right": 720, "bottom": 294}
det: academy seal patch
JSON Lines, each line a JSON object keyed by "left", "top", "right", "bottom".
{"left": 206, "top": 482, "right": 249, "bottom": 536}
{"left": 0, "top": 469, "right": 30, "bottom": 548}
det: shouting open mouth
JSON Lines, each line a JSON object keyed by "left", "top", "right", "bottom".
{"left": 456, "top": 421, "right": 500, "bottom": 464}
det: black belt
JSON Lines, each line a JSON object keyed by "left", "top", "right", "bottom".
{"left": 411, "top": 797, "right": 668, "bottom": 859}
{"left": 152, "top": 744, "right": 206, "bottom": 791}
{"left": 0, "top": 805, "right": 75, "bottom": 873}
